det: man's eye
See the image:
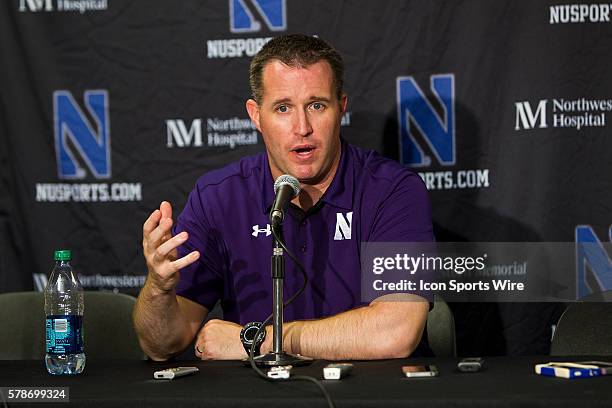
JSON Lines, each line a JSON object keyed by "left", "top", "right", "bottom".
{"left": 277, "top": 105, "right": 288, "bottom": 113}
{"left": 311, "top": 102, "right": 324, "bottom": 111}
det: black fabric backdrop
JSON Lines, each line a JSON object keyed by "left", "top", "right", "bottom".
{"left": 2, "top": 0, "right": 611, "bottom": 356}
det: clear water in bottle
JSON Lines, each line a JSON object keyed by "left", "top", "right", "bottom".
{"left": 44, "top": 249, "right": 86, "bottom": 375}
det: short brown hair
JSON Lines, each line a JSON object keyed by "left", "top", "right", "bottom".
{"left": 249, "top": 34, "right": 344, "bottom": 103}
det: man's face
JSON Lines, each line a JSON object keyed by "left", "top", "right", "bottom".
{"left": 246, "top": 59, "right": 347, "bottom": 185}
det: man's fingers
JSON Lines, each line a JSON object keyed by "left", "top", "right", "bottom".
{"left": 151, "top": 251, "right": 198, "bottom": 279}
{"left": 154, "top": 232, "right": 187, "bottom": 262}
{"left": 147, "top": 217, "right": 173, "bottom": 250}
{"left": 160, "top": 201, "right": 173, "bottom": 220}
{"left": 160, "top": 233, "right": 171, "bottom": 246}
{"left": 171, "top": 251, "right": 200, "bottom": 270}
{"left": 143, "top": 202, "right": 174, "bottom": 246}
{"left": 143, "top": 209, "right": 161, "bottom": 236}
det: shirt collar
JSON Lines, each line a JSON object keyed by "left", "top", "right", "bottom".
{"left": 260, "top": 153, "right": 276, "bottom": 215}
{"left": 260, "top": 139, "right": 354, "bottom": 215}
{"left": 319, "top": 139, "right": 353, "bottom": 210}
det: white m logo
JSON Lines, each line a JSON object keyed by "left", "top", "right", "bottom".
{"left": 166, "top": 119, "right": 203, "bottom": 147}
{"left": 19, "top": 0, "right": 53, "bottom": 12}
{"left": 515, "top": 100, "right": 548, "bottom": 130}
{"left": 334, "top": 212, "right": 353, "bottom": 241}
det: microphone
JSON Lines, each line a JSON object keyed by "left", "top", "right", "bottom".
{"left": 270, "top": 175, "right": 300, "bottom": 226}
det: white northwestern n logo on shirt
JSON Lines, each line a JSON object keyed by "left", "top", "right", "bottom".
{"left": 334, "top": 212, "right": 353, "bottom": 240}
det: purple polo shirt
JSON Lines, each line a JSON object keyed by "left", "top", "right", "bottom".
{"left": 173, "top": 141, "right": 434, "bottom": 325}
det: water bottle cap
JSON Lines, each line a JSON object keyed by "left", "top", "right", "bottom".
{"left": 54, "top": 249, "right": 72, "bottom": 261}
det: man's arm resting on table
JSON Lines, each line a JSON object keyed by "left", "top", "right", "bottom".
{"left": 261, "top": 294, "right": 429, "bottom": 360}
{"left": 133, "top": 287, "right": 206, "bottom": 361}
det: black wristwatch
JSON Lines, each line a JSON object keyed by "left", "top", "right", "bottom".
{"left": 240, "top": 322, "right": 266, "bottom": 356}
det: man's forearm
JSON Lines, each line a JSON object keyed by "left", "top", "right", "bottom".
{"left": 263, "top": 300, "right": 429, "bottom": 360}
{"left": 133, "top": 282, "right": 193, "bottom": 361}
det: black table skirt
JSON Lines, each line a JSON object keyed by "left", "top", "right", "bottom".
{"left": 1, "top": 356, "right": 611, "bottom": 407}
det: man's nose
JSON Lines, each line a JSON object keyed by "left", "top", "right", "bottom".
{"left": 294, "top": 108, "right": 313, "bottom": 137}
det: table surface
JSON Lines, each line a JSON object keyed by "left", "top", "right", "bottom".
{"left": 1, "top": 356, "right": 611, "bottom": 407}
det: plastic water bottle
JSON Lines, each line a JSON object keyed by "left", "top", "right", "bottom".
{"left": 44, "top": 249, "right": 85, "bottom": 375}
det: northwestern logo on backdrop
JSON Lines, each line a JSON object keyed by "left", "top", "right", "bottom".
{"left": 397, "top": 74, "right": 490, "bottom": 191}
{"left": 575, "top": 225, "right": 612, "bottom": 299}
{"left": 18, "top": 0, "right": 107, "bottom": 13}
{"left": 397, "top": 74, "right": 455, "bottom": 167}
{"left": 230, "top": 0, "right": 286, "bottom": 33}
{"left": 514, "top": 98, "right": 611, "bottom": 131}
{"left": 54, "top": 90, "right": 110, "bottom": 179}
{"left": 32, "top": 273, "right": 145, "bottom": 292}
{"left": 549, "top": 4, "right": 612, "bottom": 24}
{"left": 35, "top": 90, "right": 142, "bottom": 203}
{"left": 207, "top": 0, "right": 287, "bottom": 59}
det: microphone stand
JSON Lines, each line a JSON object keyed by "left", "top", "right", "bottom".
{"left": 253, "top": 223, "right": 312, "bottom": 367}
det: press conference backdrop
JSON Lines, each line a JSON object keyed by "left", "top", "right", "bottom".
{"left": 1, "top": 0, "right": 611, "bottom": 356}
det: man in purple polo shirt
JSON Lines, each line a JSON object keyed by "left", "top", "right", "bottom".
{"left": 134, "top": 34, "right": 434, "bottom": 361}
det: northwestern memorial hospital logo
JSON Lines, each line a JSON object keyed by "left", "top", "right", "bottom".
{"left": 18, "top": 0, "right": 108, "bottom": 13}
{"left": 515, "top": 98, "right": 610, "bottom": 131}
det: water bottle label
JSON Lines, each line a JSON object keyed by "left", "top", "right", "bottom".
{"left": 45, "top": 315, "right": 84, "bottom": 355}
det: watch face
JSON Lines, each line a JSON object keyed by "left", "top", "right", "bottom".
{"left": 242, "top": 322, "right": 265, "bottom": 345}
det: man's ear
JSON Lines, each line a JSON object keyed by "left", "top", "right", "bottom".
{"left": 340, "top": 94, "right": 348, "bottom": 114}
{"left": 245, "top": 99, "right": 262, "bottom": 132}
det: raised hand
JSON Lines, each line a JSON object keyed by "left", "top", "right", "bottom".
{"left": 142, "top": 201, "right": 200, "bottom": 293}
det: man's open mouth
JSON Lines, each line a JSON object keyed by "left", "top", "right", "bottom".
{"left": 292, "top": 146, "right": 316, "bottom": 156}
